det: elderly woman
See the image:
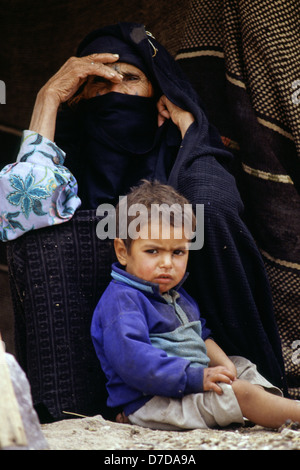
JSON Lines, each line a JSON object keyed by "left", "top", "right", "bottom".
{"left": 29, "top": 29, "right": 194, "bottom": 210}
{"left": 0, "top": 23, "right": 287, "bottom": 419}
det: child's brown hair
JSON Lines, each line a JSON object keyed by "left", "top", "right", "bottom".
{"left": 115, "top": 180, "right": 196, "bottom": 251}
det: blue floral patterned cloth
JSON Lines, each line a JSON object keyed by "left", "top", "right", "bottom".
{"left": 0, "top": 130, "right": 81, "bottom": 241}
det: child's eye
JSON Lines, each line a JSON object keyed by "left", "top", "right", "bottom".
{"left": 146, "top": 249, "right": 158, "bottom": 254}
{"left": 173, "top": 249, "right": 186, "bottom": 256}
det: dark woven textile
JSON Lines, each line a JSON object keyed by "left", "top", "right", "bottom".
{"left": 176, "top": 0, "right": 300, "bottom": 398}
{"left": 7, "top": 210, "right": 117, "bottom": 421}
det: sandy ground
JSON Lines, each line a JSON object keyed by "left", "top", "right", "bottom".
{"left": 41, "top": 414, "right": 300, "bottom": 451}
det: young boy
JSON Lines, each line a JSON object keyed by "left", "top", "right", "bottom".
{"left": 91, "top": 180, "right": 300, "bottom": 430}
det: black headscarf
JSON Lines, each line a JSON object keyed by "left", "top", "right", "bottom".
{"left": 55, "top": 23, "right": 287, "bottom": 393}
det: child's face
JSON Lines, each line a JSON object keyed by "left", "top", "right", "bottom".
{"left": 114, "top": 222, "right": 190, "bottom": 293}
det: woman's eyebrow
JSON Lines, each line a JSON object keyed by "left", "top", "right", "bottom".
{"left": 112, "top": 64, "right": 144, "bottom": 76}
{"left": 118, "top": 69, "right": 142, "bottom": 77}
{"left": 122, "top": 72, "right": 141, "bottom": 79}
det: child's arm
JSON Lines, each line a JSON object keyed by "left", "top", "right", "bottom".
{"left": 93, "top": 292, "right": 207, "bottom": 399}
{"left": 203, "top": 338, "right": 237, "bottom": 395}
{"left": 205, "top": 338, "right": 237, "bottom": 376}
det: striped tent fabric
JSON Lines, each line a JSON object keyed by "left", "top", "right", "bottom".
{"left": 176, "top": 0, "right": 300, "bottom": 398}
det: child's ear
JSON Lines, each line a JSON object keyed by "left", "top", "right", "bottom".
{"left": 114, "top": 238, "right": 128, "bottom": 266}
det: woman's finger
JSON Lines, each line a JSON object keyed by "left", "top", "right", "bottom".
{"left": 42, "top": 53, "right": 124, "bottom": 105}
{"left": 85, "top": 52, "right": 120, "bottom": 64}
{"left": 157, "top": 96, "right": 171, "bottom": 127}
{"left": 63, "top": 54, "right": 123, "bottom": 81}
{"left": 82, "top": 53, "right": 123, "bottom": 82}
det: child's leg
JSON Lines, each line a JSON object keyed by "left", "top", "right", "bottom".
{"left": 232, "top": 379, "right": 300, "bottom": 428}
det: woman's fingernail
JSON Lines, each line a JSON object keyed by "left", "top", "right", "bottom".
{"left": 113, "top": 54, "right": 119, "bottom": 58}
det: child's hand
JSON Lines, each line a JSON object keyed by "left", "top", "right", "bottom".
{"left": 203, "top": 366, "right": 236, "bottom": 395}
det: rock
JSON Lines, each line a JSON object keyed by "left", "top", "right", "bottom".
{"left": 280, "top": 428, "right": 300, "bottom": 439}
{"left": 2, "top": 353, "right": 49, "bottom": 450}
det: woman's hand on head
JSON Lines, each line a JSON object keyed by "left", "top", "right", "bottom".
{"left": 29, "top": 53, "right": 123, "bottom": 141}
{"left": 39, "top": 53, "right": 123, "bottom": 107}
{"left": 157, "top": 95, "right": 194, "bottom": 138}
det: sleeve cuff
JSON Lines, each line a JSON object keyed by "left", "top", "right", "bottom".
{"left": 185, "top": 365, "right": 205, "bottom": 393}
{"left": 17, "top": 131, "right": 66, "bottom": 167}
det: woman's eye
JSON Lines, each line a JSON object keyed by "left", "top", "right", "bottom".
{"left": 123, "top": 74, "right": 140, "bottom": 82}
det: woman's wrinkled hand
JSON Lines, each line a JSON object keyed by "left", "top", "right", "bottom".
{"left": 157, "top": 95, "right": 194, "bottom": 138}
{"left": 39, "top": 53, "right": 123, "bottom": 107}
{"left": 29, "top": 53, "right": 123, "bottom": 141}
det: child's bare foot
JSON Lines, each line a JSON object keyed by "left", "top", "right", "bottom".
{"left": 116, "top": 412, "right": 130, "bottom": 424}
